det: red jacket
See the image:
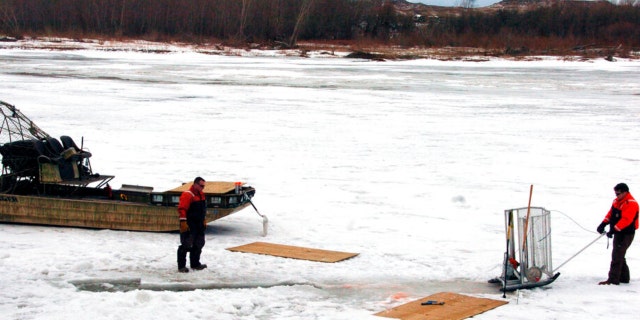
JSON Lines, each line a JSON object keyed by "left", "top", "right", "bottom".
{"left": 178, "top": 184, "right": 206, "bottom": 221}
{"left": 603, "top": 192, "right": 639, "bottom": 233}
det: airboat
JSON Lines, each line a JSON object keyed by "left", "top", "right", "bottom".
{"left": 0, "top": 100, "right": 261, "bottom": 232}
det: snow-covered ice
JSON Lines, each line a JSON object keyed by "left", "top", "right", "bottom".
{"left": 1, "top": 46, "right": 639, "bottom": 319}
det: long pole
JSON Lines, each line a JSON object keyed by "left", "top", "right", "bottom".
{"left": 503, "top": 210, "right": 514, "bottom": 298}
{"left": 520, "top": 185, "right": 534, "bottom": 266}
{"left": 552, "top": 233, "right": 605, "bottom": 273}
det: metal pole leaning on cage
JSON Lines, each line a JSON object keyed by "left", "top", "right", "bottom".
{"left": 552, "top": 233, "right": 605, "bottom": 273}
{"left": 520, "top": 185, "right": 534, "bottom": 269}
{"left": 503, "top": 209, "right": 514, "bottom": 298}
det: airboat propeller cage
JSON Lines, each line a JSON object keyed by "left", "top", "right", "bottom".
{"left": 505, "top": 207, "right": 553, "bottom": 284}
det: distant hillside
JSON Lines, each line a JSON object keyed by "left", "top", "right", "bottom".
{"left": 392, "top": 0, "right": 469, "bottom": 16}
{"left": 394, "top": 0, "right": 616, "bottom": 15}
{"left": 487, "top": 0, "right": 614, "bottom": 11}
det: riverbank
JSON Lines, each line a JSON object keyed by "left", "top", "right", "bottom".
{"left": 2, "top": 36, "right": 638, "bottom": 62}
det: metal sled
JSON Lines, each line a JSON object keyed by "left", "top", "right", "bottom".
{"left": 489, "top": 207, "right": 561, "bottom": 292}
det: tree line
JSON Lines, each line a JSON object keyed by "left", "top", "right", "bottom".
{"left": 0, "top": 0, "right": 638, "bottom": 51}
{"left": 0, "top": 0, "right": 402, "bottom": 46}
{"left": 432, "top": 1, "right": 640, "bottom": 51}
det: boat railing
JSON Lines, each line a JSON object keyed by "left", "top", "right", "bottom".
{"left": 112, "top": 186, "right": 256, "bottom": 209}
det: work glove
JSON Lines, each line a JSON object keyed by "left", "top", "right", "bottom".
{"left": 597, "top": 222, "right": 607, "bottom": 234}
{"left": 606, "top": 230, "right": 614, "bottom": 238}
{"left": 179, "top": 220, "right": 189, "bottom": 233}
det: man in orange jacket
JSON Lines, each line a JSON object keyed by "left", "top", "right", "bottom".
{"left": 177, "top": 177, "right": 208, "bottom": 273}
{"left": 596, "top": 183, "right": 639, "bottom": 285}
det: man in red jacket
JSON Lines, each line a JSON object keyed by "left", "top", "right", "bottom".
{"left": 597, "top": 183, "right": 639, "bottom": 285}
{"left": 177, "top": 177, "right": 208, "bottom": 273}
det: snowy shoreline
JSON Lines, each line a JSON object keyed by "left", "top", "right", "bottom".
{"left": 2, "top": 36, "right": 638, "bottom": 63}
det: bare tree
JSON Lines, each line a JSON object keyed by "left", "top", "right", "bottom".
{"left": 457, "top": 0, "right": 476, "bottom": 8}
{"left": 237, "top": 0, "right": 252, "bottom": 41}
{"left": 0, "top": 4, "right": 19, "bottom": 34}
{"left": 119, "top": 0, "right": 126, "bottom": 35}
{"left": 287, "top": 0, "right": 315, "bottom": 47}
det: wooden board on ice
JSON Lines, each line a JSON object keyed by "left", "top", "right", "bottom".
{"left": 226, "top": 242, "right": 358, "bottom": 263}
{"left": 374, "top": 292, "right": 507, "bottom": 320}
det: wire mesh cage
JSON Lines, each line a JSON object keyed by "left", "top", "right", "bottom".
{"left": 515, "top": 207, "right": 553, "bottom": 280}
{"left": 491, "top": 206, "right": 559, "bottom": 291}
{"left": 0, "top": 100, "right": 50, "bottom": 145}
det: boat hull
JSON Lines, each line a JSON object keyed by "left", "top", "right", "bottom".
{"left": 0, "top": 193, "right": 251, "bottom": 232}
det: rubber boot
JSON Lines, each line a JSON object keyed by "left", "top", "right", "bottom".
{"left": 177, "top": 245, "right": 188, "bottom": 269}
{"left": 190, "top": 246, "right": 202, "bottom": 268}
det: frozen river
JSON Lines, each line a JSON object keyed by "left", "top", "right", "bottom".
{"left": 1, "top": 48, "right": 639, "bottom": 319}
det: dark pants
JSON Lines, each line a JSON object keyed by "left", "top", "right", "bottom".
{"left": 177, "top": 219, "right": 206, "bottom": 268}
{"left": 607, "top": 233, "right": 634, "bottom": 284}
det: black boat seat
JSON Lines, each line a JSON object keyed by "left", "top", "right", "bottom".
{"left": 33, "top": 139, "right": 58, "bottom": 163}
{"left": 60, "top": 135, "right": 92, "bottom": 158}
{"left": 35, "top": 139, "right": 77, "bottom": 180}
{"left": 43, "top": 137, "right": 65, "bottom": 157}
